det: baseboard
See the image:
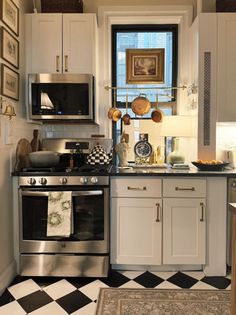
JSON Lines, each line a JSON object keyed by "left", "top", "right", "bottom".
{"left": 0, "top": 260, "right": 17, "bottom": 295}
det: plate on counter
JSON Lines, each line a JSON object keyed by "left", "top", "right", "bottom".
{"left": 134, "top": 140, "right": 152, "bottom": 158}
{"left": 191, "top": 161, "right": 229, "bottom": 171}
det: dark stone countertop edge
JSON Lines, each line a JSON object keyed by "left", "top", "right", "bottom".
{"left": 11, "top": 166, "right": 236, "bottom": 177}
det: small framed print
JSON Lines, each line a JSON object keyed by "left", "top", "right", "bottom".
{"left": 0, "top": 0, "right": 19, "bottom": 36}
{"left": 1, "top": 27, "right": 19, "bottom": 68}
{"left": 126, "top": 48, "right": 165, "bottom": 84}
{"left": 1, "top": 64, "right": 19, "bottom": 100}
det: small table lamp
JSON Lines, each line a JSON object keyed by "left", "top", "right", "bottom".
{"left": 160, "top": 115, "right": 194, "bottom": 164}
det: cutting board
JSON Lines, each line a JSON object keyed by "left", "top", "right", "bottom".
{"left": 14, "top": 139, "right": 32, "bottom": 171}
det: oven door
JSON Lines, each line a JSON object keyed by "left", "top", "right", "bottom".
{"left": 19, "top": 187, "right": 109, "bottom": 254}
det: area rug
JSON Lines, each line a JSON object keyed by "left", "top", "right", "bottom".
{"left": 95, "top": 288, "right": 230, "bottom": 315}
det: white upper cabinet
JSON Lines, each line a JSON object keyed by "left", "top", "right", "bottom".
{"left": 217, "top": 14, "right": 236, "bottom": 122}
{"left": 25, "top": 13, "right": 97, "bottom": 74}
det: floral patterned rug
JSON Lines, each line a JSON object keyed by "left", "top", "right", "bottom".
{"left": 95, "top": 288, "right": 230, "bottom": 315}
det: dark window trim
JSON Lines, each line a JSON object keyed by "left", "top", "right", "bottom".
{"left": 111, "top": 24, "right": 178, "bottom": 146}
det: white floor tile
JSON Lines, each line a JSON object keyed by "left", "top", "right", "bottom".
{"left": 29, "top": 301, "right": 68, "bottom": 315}
{"left": 150, "top": 271, "right": 176, "bottom": 280}
{"left": 118, "top": 270, "right": 145, "bottom": 279}
{"left": 155, "top": 281, "right": 181, "bottom": 289}
{"left": 70, "top": 302, "right": 97, "bottom": 315}
{"left": 8, "top": 279, "right": 41, "bottom": 299}
{"left": 182, "top": 271, "right": 205, "bottom": 280}
{"left": 119, "top": 280, "right": 145, "bottom": 288}
{"left": 190, "top": 281, "right": 217, "bottom": 290}
{"left": 43, "top": 279, "right": 77, "bottom": 300}
{"left": 0, "top": 301, "right": 26, "bottom": 315}
{"left": 79, "top": 280, "right": 109, "bottom": 301}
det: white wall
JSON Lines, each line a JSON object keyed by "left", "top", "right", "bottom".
{"left": 0, "top": 0, "right": 39, "bottom": 294}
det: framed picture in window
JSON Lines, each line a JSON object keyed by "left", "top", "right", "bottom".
{"left": 1, "top": 63, "right": 19, "bottom": 100}
{"left": 126, "top": 48, "right": 165, "bottom": 84}
{"left": 0, "top": 0, "right": 19, "bottom": 36}
{"left": 1, "top": 27, "right": 19, "bottom": 68}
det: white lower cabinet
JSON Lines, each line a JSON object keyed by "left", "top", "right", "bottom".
{"left": 111, "top": 177, "right": 207, "bottom": 267}
{"left": 111, "top": 198, "right": 162, "bottom": 265}
{"left": 162, "top": 198, "right": 206, "bottom": 265}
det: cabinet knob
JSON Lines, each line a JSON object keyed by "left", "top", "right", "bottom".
{"left": 64, "top": 55, "right": 68, "bottom": 72}
{"left": 56, "top": 55, "right": 60, "bottom": 72}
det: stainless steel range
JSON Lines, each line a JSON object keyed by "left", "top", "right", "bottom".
{"left": 17, "top": 138, "right": 112, "bottom": 277}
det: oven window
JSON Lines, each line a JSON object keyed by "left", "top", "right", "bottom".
{"left": 21, "top": 191, "right": 105, "bottom": 241}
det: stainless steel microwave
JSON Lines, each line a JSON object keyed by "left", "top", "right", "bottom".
{"left": 28, "top": 73, "right": 94, "bottom": 122}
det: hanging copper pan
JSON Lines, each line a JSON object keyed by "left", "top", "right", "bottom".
{"left": 131, "top": 93, "right": 151, "bottom": 116}
{"left": 107, "top": 89, "right": 121, "bottom": 122}
{"left": 151, "top": 95, "right": 163, "bottom": 123}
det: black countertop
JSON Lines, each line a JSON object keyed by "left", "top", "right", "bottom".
{"left": 110, "top": 166, "right": 236, "bottom": 177}
{"left": 12, "top": 166, "right": 236, "bottom": 177}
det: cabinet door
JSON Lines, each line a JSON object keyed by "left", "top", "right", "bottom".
{"left": 63, "top": 14, "right": 97, "bottom": 74}
{"left": 31, "top": 14, "right": 62, "bottom": 73}
{"left": 163, "top": 198, "right": 206, "bottom": 265}
{"left": 111, "top": 198, "right": 162, "bottom": 265}
{"left": 217, "top": 14, "right": 236, "bottom": 122}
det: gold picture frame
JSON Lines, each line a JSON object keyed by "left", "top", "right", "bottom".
{"left": 1, "top": 63, "right": 19, "bottom": 100}
{"left": 1, "top": 27, "right": 19, "bottom": 68}
{"left": 0, "top": 0, "right": 19, "bottom": 36}
{"left": 126, "top": 48, "right": 165, "bottom": 84}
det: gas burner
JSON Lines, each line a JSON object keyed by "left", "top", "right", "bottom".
{"left": 79, "top": 164, "right": 112, "bottom": 174}
{"left": 22, "top": 166, "right": 65, "bottom": 172}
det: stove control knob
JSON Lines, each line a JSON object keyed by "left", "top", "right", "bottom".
{"left": 60, "top": 177, "right": 68, "bottom": 185}
{"left": 91, "top": 176, "right": 98, "bottom": 184}
{"left": 28, "top": 178, "right": 36, "bottom": 185}
{"left": 80, "top": 177, "right": 88, "bottom": 184}
{"left": 39, "top": 177, "right": 47, "bottom": 185}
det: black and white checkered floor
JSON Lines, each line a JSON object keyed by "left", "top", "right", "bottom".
{"left": 0, "top": 270, "right": 231, "bottom": 314}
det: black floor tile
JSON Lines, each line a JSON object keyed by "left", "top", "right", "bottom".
{"left": 0, "top": 290, "right": 15, "bottom": 306}
{"left": 201, "top": 276, "right": 231, "bottom": 289}
{"left": 67, "top": 277, "right": 97, "bottom": 289}
{"left": 56, "top": 290, "right": 92, "bottom": 313}
{"left": 100, "top": 270, "right": 130, "bottom": 287}
{"left": 167, "top": 271, "right": 198, "bottom": 288}
{"left": 17, "top": 290, "right": 53, "bottom": 313}
{"left": 133, "top": 271, "right": 164, "bottom": 288}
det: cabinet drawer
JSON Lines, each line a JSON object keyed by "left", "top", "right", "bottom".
{"left": 163, "top": 178, "right": 206, "bottom": 197}
{"left": 111, "top": 177, "right": 162, "bottom": 197}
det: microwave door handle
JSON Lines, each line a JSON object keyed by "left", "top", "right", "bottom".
{"left": 21, "top": 191, "right": 103, "bottom": 197}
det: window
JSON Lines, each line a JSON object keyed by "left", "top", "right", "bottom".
{"left": 112, "top": 24, "right": 178, "bottom": 159}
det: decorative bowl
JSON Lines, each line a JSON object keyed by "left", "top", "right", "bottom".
{"left": 191, "top": 161, "right": 229, "bottom": 171}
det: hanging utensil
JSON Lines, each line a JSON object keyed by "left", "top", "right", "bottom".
{"left": 122, "top": 93, "right": 131, "bottom": 125}
{"left": 107, "top": 89, "right": 121, "bottom": 122}
{"left": 151, "top": 95, "right": 163, "bottom": 123}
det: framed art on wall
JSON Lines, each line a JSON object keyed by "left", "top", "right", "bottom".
{"left": 126, "top": 48, "right": 165, "bottom": 84}
{"left": 0, "top": 0, "right": 19, "bottom": 36}
{"left": 1, "top": 63, "right": 19, "bottom": 100}
{"left": 1, "top": 27, "right": 19, "bottom": 68}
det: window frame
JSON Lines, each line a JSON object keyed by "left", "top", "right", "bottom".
{"left": 111, "top": 24, "right": 178, "bottom": 147}
{"left": 111, "top": 24, "right": 178, "bottom": 110}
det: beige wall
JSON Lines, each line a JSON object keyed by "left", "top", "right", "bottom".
{"left": 0, "top": 0, "right": 37, "bottom": 293}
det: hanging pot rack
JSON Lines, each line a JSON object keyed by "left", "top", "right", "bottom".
{"left": 104, "top": 85, "right": 187, "bottom": 91}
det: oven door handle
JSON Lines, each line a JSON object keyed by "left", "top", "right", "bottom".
{"left": 21, "top": 191, "right": 103, "bottom": 197}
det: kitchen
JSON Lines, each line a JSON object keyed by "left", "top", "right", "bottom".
{"left": 0, "top": 0, "right": 235, "bottom": 314}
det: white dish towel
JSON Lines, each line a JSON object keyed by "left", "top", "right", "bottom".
{"left": 47, "top": 191, "right": 73, "bottom": 237}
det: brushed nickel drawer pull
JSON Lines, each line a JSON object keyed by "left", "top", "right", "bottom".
{"left": 127, "top": 186, "right": 147, "bottom": 191}
{"left": 175, "top": 187, "right": 195, "bottom": 191}
{"left": 200, "top": 202, "right": 204, "bottom": 222}
{"left": 64, "top": 55, "right": 68, "bottom": 72}
{"left": 156, "top": 203, "right": 161, "bottom": 222}
{"left": 56, "top": 55, "right": 60, "bottom": 72}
